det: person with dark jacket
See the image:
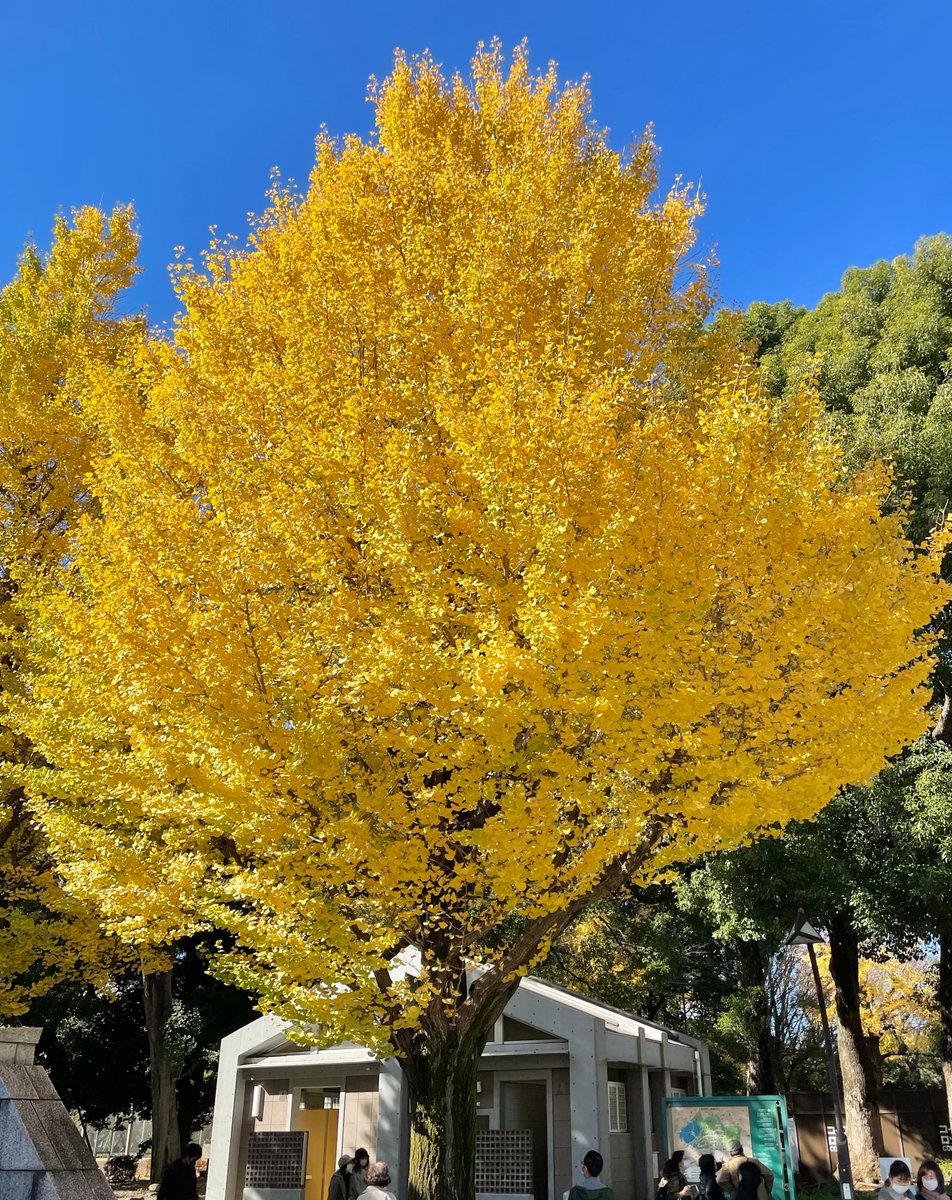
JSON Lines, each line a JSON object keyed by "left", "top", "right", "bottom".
{"left": 735, "top": 1161, "right": 764, "bottom": 1200}
{"left": 327, "top": 1156, "right": 354, "bottom": 1200}
{"left": 157, "top": 1143, "right": 202, "bottom": 1200}
{"left": 698, "top": 1154, "right": 726, "bottom": 1200}
{"left": 350, "top": 1148, "right": 370, "bottom": 1197}
{"left": 717, "top": 1141, "right": 773, "bottom": 1200}
{"left": 658, "top": 1152, "right": 690, "bottom": 1200}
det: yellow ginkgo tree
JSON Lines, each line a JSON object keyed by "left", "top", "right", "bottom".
{"left": 0, "top": 206, "right": 139, "bottom": 1014}
{"left": 15, "top": 46, "right": 945, "bottom": 1200}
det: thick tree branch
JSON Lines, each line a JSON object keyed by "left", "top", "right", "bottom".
{"left": 460, "top": 821, "right": 663, "bottom": 1031}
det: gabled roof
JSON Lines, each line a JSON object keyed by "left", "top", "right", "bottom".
{"left": 227, "top": 970, "right": 705, "bottom": 1068}
{"left": 514, "top": 975, "right": 704, "bottom": 1048}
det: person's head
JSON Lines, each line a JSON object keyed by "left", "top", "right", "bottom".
{"left": 582, "top": 1150, "right": 604, "bottom": 1179}
{"left": 918, "top": 1162, "right": 945, "bottom": 1195}
{"left": 662, "top": 1154, "right": 684, "bottom": 1176}
{"left": 699, "top": 1155, "right": 717, "bottom": 1176}
{"left": 729, "top": 1140, "right": 744, "bottom": 1157}
{"left": 184, "top": 1143, "right": 203, "bottom": 1165}
{"left": 337, "top": 1156, "right": 354, "bottom": 1174}
{"left": 738, "top": 1162, "right": 761, "bottom": 1195}
{"left": 353, "top": 1149, "right": 370, "bottom": 1174}
{"left": 889, "top": 1162, "right": 913, "bottom": 1193}
{"left": 365, "top": 1162, "right": 391, "bottom": 1188}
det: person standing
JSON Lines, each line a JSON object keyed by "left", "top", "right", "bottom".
{"left": 568, "top": 1150, "right": 616, "bottom": 1200}
{"left": 157, "top": 1143, "right": 202, "bottom": 1200}
{"left": 735, "top": 1161, "right": 765, "bottom": 1200}
{"left": 350, "top": 1149, "right": 370, "bottom": 1197}
{"left": 880, "top": 1161, "right": 915, "bottom": 1200}
{"left": 658, "top": 1151, "right": 691, "bottom": 1200}
{"left": 327, "top": 1156, "right": 354, "bottom": 1200}
{"left": 698, "top": 1154, "right": 726, "bottom": 1200}
{"left": 362, "top": 1162, "right": 397, "bottom": 1200}
{"left": 917, "top": 1161, "right": 950, "bottom": 1200}
{"left": 716, "top": 1140, "right": 774, "bottom": 1200}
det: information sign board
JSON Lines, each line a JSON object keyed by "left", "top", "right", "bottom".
{"left": 663, "top": 1095, "right": 797, "bottom": 1200}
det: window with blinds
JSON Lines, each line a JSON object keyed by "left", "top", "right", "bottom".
{"left": 607, "top": 1080, "right": 628, "bottom": 1134}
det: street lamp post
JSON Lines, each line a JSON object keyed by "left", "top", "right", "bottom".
{"left": 784, "top": 909, "right": 854, "bottom": 1200}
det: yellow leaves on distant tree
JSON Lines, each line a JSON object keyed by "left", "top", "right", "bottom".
{"left": 812, "top": 949, "right": 937, "bottom": 1078}
{"left": 859, "top": 957, "right": 937, "bottom": 1067}
{"left": 12, "top": 43, "right": 946, "bottom": 1199}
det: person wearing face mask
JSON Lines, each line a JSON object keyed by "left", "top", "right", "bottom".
{"left": 917, "top": 1160, "right": 949, "bottom": 1200}
{"left": 349, "top": 1149, "right": 370, "bottom": 1197}
{"left": 879, "top": 1160, "right": 914, "bottom": 1200}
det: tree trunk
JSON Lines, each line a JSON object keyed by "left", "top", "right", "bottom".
{"left": 938, "top": 931, "right": 952, "bottom": 1132}
{"left": 388, "top": 840, "right": 662, "bottom": 1199}
{"left": 143, "top": 969, "right": 180, "bottom": 1183}
{"left": 931, "top": 692, "right": 952, "bottom": 746}
{"left": 393, "top": 974, "right": 519, "bottom": 1200}
{"left": 827, "top": 913, "right": 882, "bottom": 1186}
{"left": 401, "top": 1025, "right": 481, "bottom": 1200}
{"left": 734, "top": 938, "right": 780, "bottom": 1095}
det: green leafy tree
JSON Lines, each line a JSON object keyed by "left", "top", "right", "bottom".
{"left": 678, "top": 805, "right": 901, "bottom": 1184}
{"left": 734, "top": 234, "right": 952, "bottom": 1177}
{"left": 540, "top": 887, "right": 749, "bottom": 1092}
{"left": 842, "top": 740, "right": 952, "bottom": 1111}
{"left": 21, "top": 936, "right": 256, "bottom": 1150}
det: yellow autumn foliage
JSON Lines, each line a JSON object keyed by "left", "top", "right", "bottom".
{"left": 0, "top": 206, "right": 140, "bottom": 1013}
{"left": 813, "top": 950, "right": 938, "bottom": 1066}
{"left": 14, "top": 46, "right": 945, "bottom": 1046}
{"left": 859, "top": 957, "right": 937, "bottom": 1063}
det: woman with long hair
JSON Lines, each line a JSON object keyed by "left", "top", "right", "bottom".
{"left": 917, "top": 1161, "right": 950, "bottom": 1200}
{"left": 658, "top": 1151, "right": 691, "bottom": 1200}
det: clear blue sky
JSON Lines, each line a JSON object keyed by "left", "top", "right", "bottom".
{"left": 3, "top": 0, "right": 950, "bottom": 327}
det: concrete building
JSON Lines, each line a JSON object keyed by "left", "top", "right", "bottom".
{"left": 208, "top": 975, "right": 710, "bottom": 1200}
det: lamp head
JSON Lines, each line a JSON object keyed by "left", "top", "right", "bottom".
{"left": 784, "top": 907, "right": 825, "bottom": 947}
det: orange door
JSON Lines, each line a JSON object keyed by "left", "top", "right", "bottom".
{"left": 293, "top": 1108, "right": 339, "bottom": 1200}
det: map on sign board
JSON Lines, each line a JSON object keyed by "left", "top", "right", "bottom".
{"left": 669, "top": 1105, "right": 753, "bottom": 1173}
{"left": 663, "top": 1096, "right": 794, "bottom": 1200}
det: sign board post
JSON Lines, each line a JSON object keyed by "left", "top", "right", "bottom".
{"left": 662, "top": 1095, "right": 797, "bottom": 1200}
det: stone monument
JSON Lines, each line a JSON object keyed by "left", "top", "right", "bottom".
{"left": 0, "top": 1026, "right": 115, "bottom": 1200}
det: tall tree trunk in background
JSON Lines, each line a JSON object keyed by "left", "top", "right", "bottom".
{"left": 938, "top": 931, "right": 952, "bottom": 1131}
{"left": 930, "top": 693, "right": 952, "bottom": 745}
{"left": 143, "top": 969, "right": 180, "bottom": 1183}
{"left": 734, "top": 938, "right": 781, "bottom": 1095}
{"left": 827, "top": 913, "right": 882, "bottom": 1186}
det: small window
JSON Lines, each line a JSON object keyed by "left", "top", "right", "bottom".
{"left": 608, "top": 1081, "right": 628, "bottom": 1134}
{"left": 300, "top": 1088, "right": 341, "bottom": 1110}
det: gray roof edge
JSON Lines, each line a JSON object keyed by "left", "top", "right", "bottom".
{"left": 231, "top": 970, "right": 707, "bottom": 1062}
{"left": 518, "top": 973, "right": 707, "bottom": 1049}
